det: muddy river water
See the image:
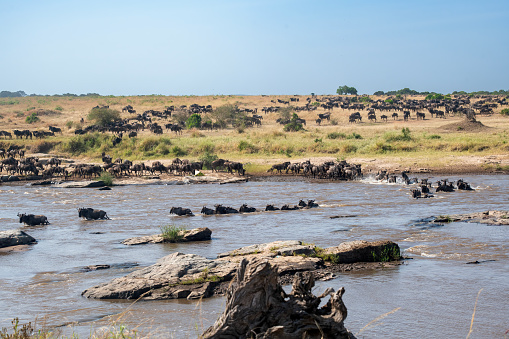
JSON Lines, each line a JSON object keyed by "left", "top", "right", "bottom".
{"left": 0, "top": 174, "right": 507, "bottom": 338}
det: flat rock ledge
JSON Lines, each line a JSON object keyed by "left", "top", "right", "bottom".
{"left": 433, "top": 210, "right": 509, "bottom": 226}
{"left": 82, "top": 239, "right": 400, "bottom": 301}
{"left": 0, "top": 230, "right": 36, "bottom": 248}
{"left": 122, "top": 227, "right": 212, "bottom": 245}
{"left": 53, "top": 180, "right": 106, "bottom": 188}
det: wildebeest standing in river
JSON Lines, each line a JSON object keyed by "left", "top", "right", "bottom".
{"left": 78, "top": 208, "right": 110, "bottom": 220}
{"left": 18, "top": 213, "right": 50, "bottom": 226}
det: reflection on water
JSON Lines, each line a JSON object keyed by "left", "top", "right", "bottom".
{"left": 0, "top": 174, "right": 508, "bottom": 337}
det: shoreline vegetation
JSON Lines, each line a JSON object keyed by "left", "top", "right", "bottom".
{"left": 0, "top": 94, "right": 508, "bottom": 176}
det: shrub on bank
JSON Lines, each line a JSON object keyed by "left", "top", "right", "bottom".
{"left": 97, "top": 171, "right": 114, "bottom": 186}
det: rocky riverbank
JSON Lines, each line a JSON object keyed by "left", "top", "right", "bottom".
{"left": 82, "top": 240, "right": 402, "bottom": 300}
{"left": 433, "top": 210, "right": 509, "bottom": 225}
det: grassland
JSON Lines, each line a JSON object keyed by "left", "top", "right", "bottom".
{"left": 1, "top": 94, "right": 508, "bottom": 174}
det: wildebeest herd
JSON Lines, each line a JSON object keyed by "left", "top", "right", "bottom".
{"left": 0, "top": 153, "right": 246, "bottom": 180}
{"left": 374, "top": 170, "right": 475, "bottom": 199}
{"left": 170, "top": 199, "right": 320, "bottom": 216}
{"left": 267, "top": 160, "right": 362, "bottom": 181}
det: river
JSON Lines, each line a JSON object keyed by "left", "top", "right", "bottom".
{"left": 0, "top": 174, "right": 507, "bottom": 338}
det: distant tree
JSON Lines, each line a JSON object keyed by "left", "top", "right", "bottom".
{"left": 373, "top": 91, "right": 385, "bottom": 96}
{"left": 87, "top": 108, "right": 121, "bottom": 126}
{"left": 0, "top": 90, "right": 26, "bottom": 98}
{"left": 336, "top": 85, "right": 358, "bottom": 95}
{"left": 186, "top": 113, "right": 202, "bottom": 129}
{"left": 278, "top": 106, "right": 294, "bottom": 121}
{"left": 211, "top": 103, "right": 240, "bottom": 128}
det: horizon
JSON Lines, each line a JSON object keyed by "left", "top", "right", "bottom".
{"left": 2, "top": 1, "right": 508, "bottom": 96}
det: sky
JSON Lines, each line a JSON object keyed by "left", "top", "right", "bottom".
{"left": 1, "top": 0, "right": 508, "bottom": 96}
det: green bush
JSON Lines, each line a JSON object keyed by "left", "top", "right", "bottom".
{"left": 25, "top": 112, "right": 39, "bottom": 124}
{"left": 238, "top": 140, "right": 258, "bottom": 153}
{"left": 327, "top": 132, "right": 346, "bottom": 139}
{"left": 385, "top": 128, "right": 412, "bottom": 142}
{"left": 501, "top": 108, "right": 509, "bottom": 116}
{"left": 55, "top": 106, "right": 63, "bottom": 111}
{"left": 87, "top": 108, "right": 121, "bottom": 126}
{"left": 171, "top": 145, "right": 187, "bottom": 157}
{"left": 346, "top": 132, "right": 362, "bottom": 139}
{"left": 283, "top": 113, "right": 304, "bottom": 132}
{"left": 97, "top": 171, "right": 114, "bottom": 186}
{"left": 60, "top": 133, "right": 104, "bottom": 155}
{"left": 199, "top": 151, "right": 218, "bottom": 169}
{"left": 160, "top": 224, "right": 186, "bottom": 242}
{"left": 186, "top": 113, "right": 202, "bottom": 129}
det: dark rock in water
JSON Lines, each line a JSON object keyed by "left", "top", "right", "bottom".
{"left": 330, "top": 215, "right": 358, "bottom": 219}
{"left": 0, "top": 230, "right": 37, "bottom": 248}
{"left": 90, "top": 232, "right": 105, "bottom": 234}
{"left": 1, "top": 175, "right": 20, "bottom": 182}
{"left": 466, "top": 260, "right": 496, "bottom": 265}
{"left": 201, "top": 258, "right": 355, "bottom": 339}
{"left": 324, "top": 240, "right": 401, "bottom": 263}
{"left": 32, "top": 180, "right": 53, "bottom": 186}
{"left": 25, "top": 175, "right": 43, "bottom": 181}
{"left": 98, "top": 187, "right": 112, "bottom": 190}
{"left": 81, "top": 264, "right": 111, "bottom": 272}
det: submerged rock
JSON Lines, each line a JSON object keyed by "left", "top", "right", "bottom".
{"left": 0, "top": 229, "right": 37, "bottom": 248}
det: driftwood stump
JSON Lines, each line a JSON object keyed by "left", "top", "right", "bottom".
{"left": 202, "top": 258, "right": 355, "bottom": 339}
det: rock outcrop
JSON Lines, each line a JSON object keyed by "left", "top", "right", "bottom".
{"left": 82, "top": 252, "right": 237, "bottom": 300}
{"left": 433, "top": 210, "right": 509, "bottom": 226}
{"left": 0, "top": 230, "right": 37, "bottom": 248}
{"left": 202, "top": 258, "right": 355, "bottom": 339}
{"left": 122, "top": 227, "right": 212, "bottom": 245}
{"left": 323, "top": 240, "right": 400, "bottom": 263}
{"left": 83, "top": 240, "right": 400, "bottom": 300}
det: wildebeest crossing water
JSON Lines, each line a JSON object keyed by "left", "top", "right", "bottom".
{"left": 0, "top": 174, "right": 508, "bottom": 338}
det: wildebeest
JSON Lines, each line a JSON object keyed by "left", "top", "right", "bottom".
{"left": 456, "top": 179, "right": 474, "bottom": 191}
{"left": 78, "top": 208, "right": 110, "bottom": 220}
{"left": 265, "top": 204, "right": 280, "bottom": 211}
{"left": 170, "top": 207, "right": 194, "bottom": 216}
{"left": 201, "top": 206, "right": 215, "bottom": 215}
{"left": 298, "top": 199, "right": 319, "bottom": 208}
{"left": 214, "top": 204, "right": 239, "bottom": 214}
{"left": 18, "top": 213, "right": 49, "bottom": 226}
{"left": 281, "top": 204, "right": 300, "bottom": 211}
{"left": 239, "top": 204, "right": 256, "bottom": 213}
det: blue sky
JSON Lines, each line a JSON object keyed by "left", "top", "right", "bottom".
{"left": 1, "top": 0, "right": 508, "bottom": 95}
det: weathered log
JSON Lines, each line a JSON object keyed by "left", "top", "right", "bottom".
{"left": 202, "top": 258, "right": 355, "bottom": 339}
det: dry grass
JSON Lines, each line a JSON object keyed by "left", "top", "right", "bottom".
{"left": 1, "top": 95, "right": 508, "bottom": 173}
